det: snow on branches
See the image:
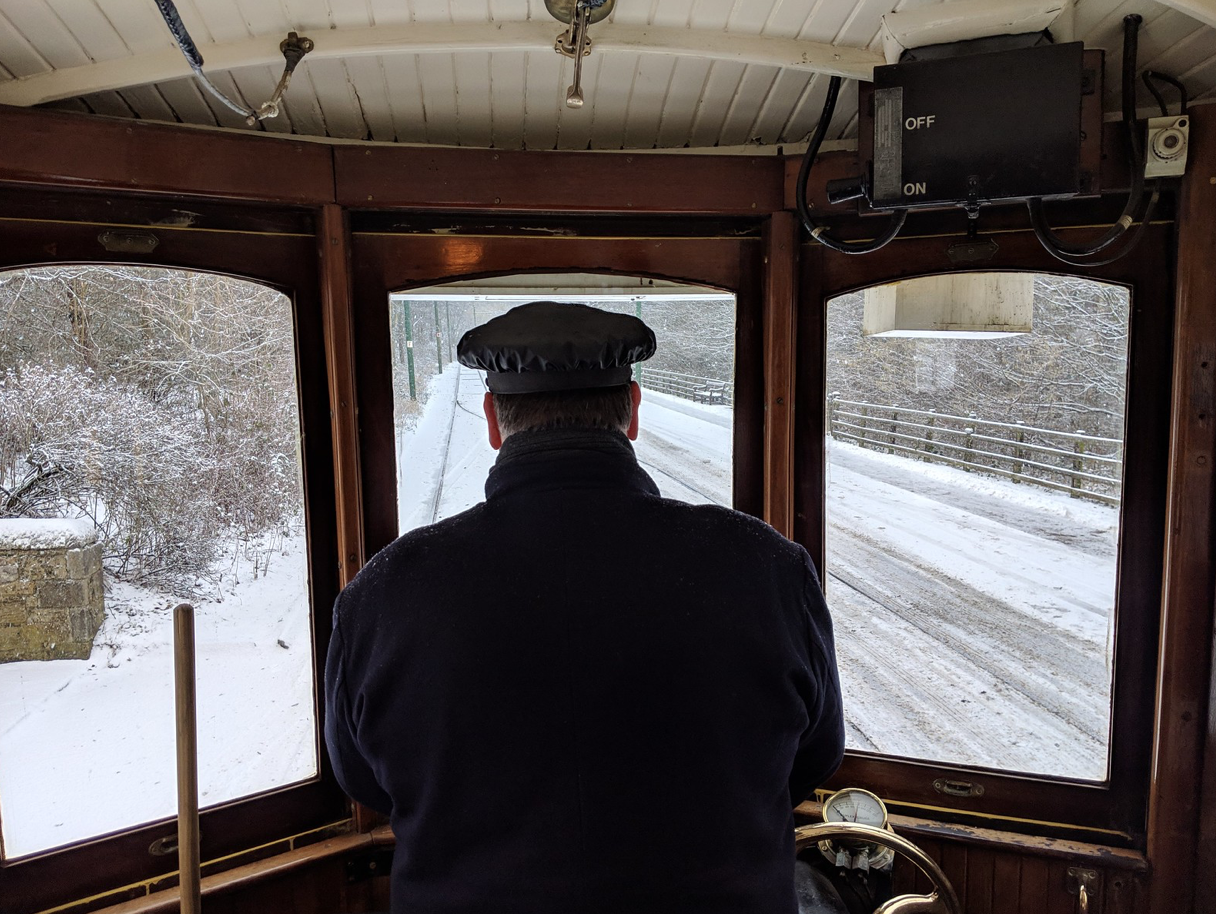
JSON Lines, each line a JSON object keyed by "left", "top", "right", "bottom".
{"left": 0, "top": 266, "right": 304, "bottom": 593}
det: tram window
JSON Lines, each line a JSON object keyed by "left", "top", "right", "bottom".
{"left": 391, "top": 282, "right": 737, "bottom": 534}
{"left": 824, "top": 274, "right": 1128, "bottom": 781}
{"left": 0, "top": 266, "right": 316, "bottom": 859}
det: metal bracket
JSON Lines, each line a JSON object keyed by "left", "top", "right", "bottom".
{"left": 1067, "top": 867, "right": 1100, "bottom": 914}
{"left": 346, "top": 847, "right": 395, "bottom": 884}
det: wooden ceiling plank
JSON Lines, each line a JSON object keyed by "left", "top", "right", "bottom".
{"left": 416, "top": 52, "right": 461, "bottom": 144}
{"left": 379, "top": 53, "right": 428, "bottom": 143}
{"left": 42, "top": 0, "right": 130, "bottom": 61}
{"left": 686, "top": 60, "right": 746, "bottom": 148}
{"left": 0, "top": 22, "right": 884, "bottom": 107}
{"left": 80, "top": 87, "right": 134, "bottom": 116}
{"left": 3, "top": 0, "right": 92, "bottom": 71}
{"left": 489, "top": 48, "right": 527, "bottom": 149}
{"left": 748, "top": 68, "right": 815, "bottom": 145}
{"left": 93, "top": 0, "right": 178, "bottom": 54}
{"left": 153, "top": 75, "right": 220, "bottom": 126}
{"left": 688, "top": 0, "right": 739, "bottom": 29}
{"left": 119, "top": 83, "right": 177, "bottom": 121}
{"left": 342, "top": 56, "right": 399, "bottom": 142}
{"left": 586, "top": 50, "right": 636, "bottom": 149}
{"left": 1155, "top": 0, "right": 1216, "bottom": 29}
{"left": 716, "top": 64, "right": 782, "bottom": 146}
{"left": 0, "top": 10, "right": 53, "bottom": 78}
{"left": 622, "top": 54, "right": 678, "bottom": 149}
{"left": 307, "top": 57, "right": 373, "bottom": 138}
{"left": 654, "top": 56, "right": 714, "bottom": 148}
{"left": 453, "top": 50, "right": 494, "bottom": 147}
{"left": 525, "top": 45, "right": 567, "bottom": 149}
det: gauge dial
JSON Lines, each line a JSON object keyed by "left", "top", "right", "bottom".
{"left": 822, "top": 788, "right": 888, "bottom": 828}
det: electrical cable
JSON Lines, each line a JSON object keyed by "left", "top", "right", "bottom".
{"left": 1142, "top": 70, "right": 1188, "bottom": 116}
{"left": 1026, "top": 14, "right": 1146, "bottom": 263}
{"left": 153, "top": 0, "right": 258, "bottom": 121}
{"left": 1034, "top": 184, "right": 1160, "bottom": 268}
{"left": 795, "top": 75, "right": 908, "bottom": 255}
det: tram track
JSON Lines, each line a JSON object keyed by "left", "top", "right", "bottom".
{"left": 624, "top": 451, "right": 1108, "bottom": 773}
{"left": 428, "top": 366, "right": 464, "bottom": 525}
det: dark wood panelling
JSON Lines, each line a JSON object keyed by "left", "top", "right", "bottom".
{"left": 0, "top": 105, "right": 334, "bottom": 204}
{"left": 335, "top": 146, "right": 784, "bottom": 214}
{"left": 762, "top": 212, "right": 799, "bottom": 536}
{"left": 319, "top": 205, "right": 366, "bottom": 588}
{"left": 1157, "top": 105, "right": 1216, "bottom": 914}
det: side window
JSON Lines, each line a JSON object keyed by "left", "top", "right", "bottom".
{"left": 0, "top": 266, "right": 316, "bottom": 859}
{"left": 824, "top": 273, "right": 1128, "bottom": 781}
{"left": 388, "top": 277, "right": 738, "bottom": 534}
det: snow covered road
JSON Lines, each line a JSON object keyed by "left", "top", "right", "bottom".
{"left": 394, "top": 369, "right": 1116, "bottom": 779}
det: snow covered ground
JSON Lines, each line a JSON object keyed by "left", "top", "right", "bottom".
{"left": 397, "top": 366, "right": 1118, "bottom": 781}
{"left": 0, "top": 534, "right": 315, "bottom": 858}
{"left": 0, "top": 365, "right": 1118, "bottom": 858}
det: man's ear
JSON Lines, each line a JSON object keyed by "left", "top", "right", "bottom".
{"left": 484, "top": 391, "right": 503, "bottom": 450}
{"left": 627, "top": 381, "right": 642, "bottom": 441}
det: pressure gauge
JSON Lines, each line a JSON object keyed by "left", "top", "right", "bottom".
{"left": 822, "top": 788, "right": 888, "bottom": 829}
{"left": 817, "top": 788, "right": 895, "bottom": 872}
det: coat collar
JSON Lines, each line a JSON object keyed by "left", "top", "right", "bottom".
{"left": 484, "top": 427, "right": 660, "bottom": 501}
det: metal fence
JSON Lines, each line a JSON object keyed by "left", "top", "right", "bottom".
{"left": 638, "top": 368, "right": 734, "bottom": 407}
{"left": 827, "top": 397, "right": 1124, "bottom": 506}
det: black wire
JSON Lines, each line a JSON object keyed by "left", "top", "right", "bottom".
{"left": 153, "top": 0, "right": 257, "bottom": 120}
{"left": 1034, "top": 185, "right": 1161, "bottom": 268}
{"left": 795, "top": 75, "right": 908, "bottom": 255}
{"left": 1142, "top": 70, "right": 1189, "bottom": 115}
{"left": 1142, "top": 73, "right": 1170, "bottom": 117}
{"left": 1027, "top": 14, "right": 1146, "bottom": 262}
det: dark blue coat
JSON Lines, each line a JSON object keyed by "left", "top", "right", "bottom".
{"left": 325, "top": 428, "right": 844, "bottom": 914}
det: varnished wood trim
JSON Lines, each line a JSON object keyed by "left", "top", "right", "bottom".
{"left": 1155, "top": 105, "right": 1216, "bottom": 914}
{"left": 0, "top": 105, "right": 334, "bottom": 204}
{"left": 319, "top": 205, "right": 366, "bottom": 587}
{"left": 795, "top": 801, "right": 1149, "bottom": 872}
{"left": 762, "top": 212, "right": 799, "bottom": 536}
{"left": 335, "top": 146, "right": 784, "bottom": 214}
{"left": 87, "top": 833, "right": 373, "bottom": 914}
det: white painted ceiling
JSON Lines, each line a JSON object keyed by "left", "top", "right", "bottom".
{"left": 0, "top": 0, "right": 1212, "bottom": 150}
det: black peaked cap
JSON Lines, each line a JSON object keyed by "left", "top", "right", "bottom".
{"left": 457, "top": 301, "right": 656, "bottom": 394}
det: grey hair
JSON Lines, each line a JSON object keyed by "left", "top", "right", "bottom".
{"left": 492, "top": 384, "right": 633, "bottom": 439}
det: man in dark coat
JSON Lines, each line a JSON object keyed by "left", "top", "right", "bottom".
{"left": 325, "top": 302, "right": 844, "bottom": 914}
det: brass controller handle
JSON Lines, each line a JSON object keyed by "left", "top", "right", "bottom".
{"left": 794, "top": 822, "right": 962, "bottom": 914}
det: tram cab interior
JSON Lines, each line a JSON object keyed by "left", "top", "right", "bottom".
{"left": 0, "top": 0, "right": 1215, "bottom": 912}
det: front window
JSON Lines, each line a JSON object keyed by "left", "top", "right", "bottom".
{"left": 389, "top": 277, "right": 737, "bottom": 535}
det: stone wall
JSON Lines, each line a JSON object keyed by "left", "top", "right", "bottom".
{"left": 0, "top": 519, "right": 105, "bottom": 662}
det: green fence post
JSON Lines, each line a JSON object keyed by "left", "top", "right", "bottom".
{"left": 888, "top": 409, "right": 898, "bottom": 454}
{"left": 404, "top": 298, "right": 417, "bottom": 400}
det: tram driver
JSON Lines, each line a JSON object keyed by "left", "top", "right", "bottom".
{"left": 324, "top": 301, "right": 845, "bottom": 914}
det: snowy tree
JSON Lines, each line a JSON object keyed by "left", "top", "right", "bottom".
{"left": 0, "top": 266, "right": 303, "bottom": 591}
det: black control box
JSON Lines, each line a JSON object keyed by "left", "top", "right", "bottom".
{"left": 868, "top": 42, "right": 1086, "bottom": 209}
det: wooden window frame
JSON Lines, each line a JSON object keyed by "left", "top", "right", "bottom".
{"left": 794, "top": 214, "right": 1175, "bottom": 844}
{"left": 0, "top": 192, "right": 350, "bottom": 914}
{"left": 345, "top": 218, "right": 775, "bottom": 558}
